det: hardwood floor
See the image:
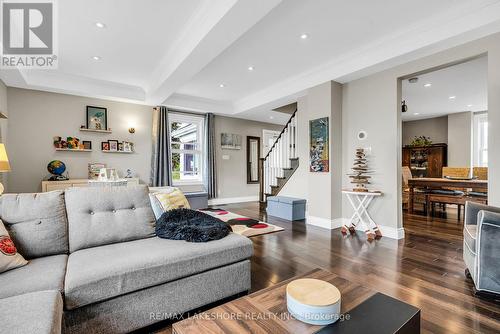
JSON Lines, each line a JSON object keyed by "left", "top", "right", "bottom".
{"left": 150, "top": 202, "right": 499, "bottom": 334}
{"left": 220, "top": 202, "right": 499, "bottom": 334}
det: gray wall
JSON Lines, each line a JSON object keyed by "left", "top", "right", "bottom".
{"left": 6, "top": 88, "right": 153, "bottom": 193}
{"left": 341, "top": 32, "right": 500, "bottom": 236}
{"left": 0, "top": 80, "right": 8, "bottom": 189}
{"left": 447, "top": 112, "right": 473, "bottom": 167}
{"left": 214, "top": 115, "right": 282, "bottom": 200}
{"left": 280, "top": 81, "right": 343, "bottom": 226}
{"left": 402, "top": 116, "right": 448, "bottom": 146}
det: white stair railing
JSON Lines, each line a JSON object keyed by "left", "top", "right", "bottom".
{"left": 259, "top": 110, "right": 298, "bottom": 202}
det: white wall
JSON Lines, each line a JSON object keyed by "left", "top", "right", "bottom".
{"left": 402, "top": 116, "right": 448, "bottom": 146}
{"left": 341, "top": 32, "right": 500, "bottom": 237}
{"left": 214, "top": 115, "right": 282, "bottom": 202}
{"left": 6, "top": 88, "right": 153, "bottom": 193}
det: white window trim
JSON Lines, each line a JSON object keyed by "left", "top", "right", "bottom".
{"left": 169, "top": 112, "right": 205, "bottom": 185}
{"left": 473, "top": 112, "right": 488, "bottom": 167}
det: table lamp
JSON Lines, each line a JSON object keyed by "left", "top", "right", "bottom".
{"left": 0, "top": 144, "right": 11, "bottom": 195}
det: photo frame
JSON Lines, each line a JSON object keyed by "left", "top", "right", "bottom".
{"left": 108, "top": 140, "right": 118, "bottom": 152}
{"left": 123, "top": 141, "right": 132, "bottom": 152}
{"left": 86, "top": 106, "right": 108, "bottom": 131}
{"left": 221, "top": 133, "right": 242, "bottom": 150}
{"left": 101, "top": 141, "right": 110, "bottom": 151}
{"left": 88, "top": 163, "right": 106, "bottom": 179}
{"left": 309, "top": 117, "right": 329, "bottom": 172}
{"left": 83, "top": 141, "right": 92, "bottom": 150}
{"left": 118, "top": 142, "right": 124, "bottom": 151}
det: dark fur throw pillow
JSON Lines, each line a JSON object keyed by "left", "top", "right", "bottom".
{"left": 156, "top": 208, "right": 232, "bottom": 242}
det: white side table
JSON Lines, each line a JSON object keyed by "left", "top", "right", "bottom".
{"left": 341, "top": 190, "right": 383, "bottom": 240}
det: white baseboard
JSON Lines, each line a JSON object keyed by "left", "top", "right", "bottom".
{"left": 306, "top": 216, "right": 405, "bottom": 239}
{"left": 306, "top": 216, "right": 346, "bottom": 229}
{"left": 208, "top": 196, "right": 259, "bottom": 205}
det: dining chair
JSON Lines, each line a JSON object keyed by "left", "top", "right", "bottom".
{"left": 402, "top": 166, "right": 427, "bottom": 213}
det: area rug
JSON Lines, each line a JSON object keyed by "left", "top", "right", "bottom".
{"left": 198, "top": 208, "right": 284, "bottom": 237}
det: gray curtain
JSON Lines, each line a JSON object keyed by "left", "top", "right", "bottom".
{"left": 150, "top": 106, "right": 172, "bottom": 187}
{"left": 204, "top": 113, "right": 217, "bottom": 198}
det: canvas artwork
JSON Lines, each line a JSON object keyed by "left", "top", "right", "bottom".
{"left": 221, "top": 133, "right": 242, "bottom": 150}
{"left": 309, "top": 117, "right": 329, "bottom": 172}
{"left": 86, "top": 106, "right": 107, "bottom": 130}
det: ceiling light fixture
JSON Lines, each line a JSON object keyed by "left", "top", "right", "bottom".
{"left": 219, "top": 83, "right": 225, "bottom": 88}
{"left": 467, "top": 104, "right": 473, "bottom": 108}
{"left": 92, "top": 56, "right": 101, "bottom": 61}
{"left": 247, "top": 66, "right": 254, "bottom": 71}
{"left": 270, "top": 116, "right": 274, "bottom": 120}
{"left": 95, "top": 22, "right": 106, "bottom": 28}
{"left": 300, "top": 33, "right": 308, "bottom": 39}
{"left": 424, "top": 83, "right": 432, "bottom": 87}
{"left": 413, "top": 113, "right": 420, "bottom": 115}
{"left": 449, "top": 96, "right": 456, "bottom": 100}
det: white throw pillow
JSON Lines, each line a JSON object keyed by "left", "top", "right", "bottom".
{"left": 0, "top": 219, "right": 28, "bottom": 273}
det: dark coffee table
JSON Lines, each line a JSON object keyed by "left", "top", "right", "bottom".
{"left": 172, "top": 268, "right": 420, "bottom": 334}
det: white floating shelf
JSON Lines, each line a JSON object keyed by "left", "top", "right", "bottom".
{"left": 55, "top": 148, "right": 92, "bottom": 152}
{"left": 101, "top": 150, "right": 134, "bottom": 154}
{"left": 79, "top": 128, "right": 112, "bottom": 134}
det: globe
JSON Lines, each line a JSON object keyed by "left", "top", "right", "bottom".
{"left": 47, "top": 160, "right": 66, "bottom": 176}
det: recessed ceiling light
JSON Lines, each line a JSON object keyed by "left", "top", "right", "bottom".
{"left": 467, "top": 104, "right": 473, "bottom": 108}
{"left": 424, "top": 83, "right": 432, "bottom": 87}
{"left": 95, "top": 22, "right": 106, "bottom": 28}
{"left": 270, "top": 116, "right": 274, "bottom": 120}
{"left": 413, "top": 113, "right": 420, "bottom": 115}
{"left": 219, "top": 83, "right": 225, "bottom": 88}
{"left": 449, "top": 96, "right": 456, "bottom": 100}
{"left": 92, "top": 56, "right": 101, "bottom": 61}
{"left": 247, "top": 66, "right": 254, "bottom": 71}
{"left": 300, "top": 33, "right": 308, "bottom": 39}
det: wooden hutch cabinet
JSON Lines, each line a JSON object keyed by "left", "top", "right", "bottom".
{"left": 402, "top": 143, "right": 447, "bottom": 178}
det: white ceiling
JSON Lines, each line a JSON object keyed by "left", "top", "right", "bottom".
{"left": 2, "top": 0, "right": 500, "bottom": 124}
{"left": 402, "top": 56, "right": 488, "bottom": 122}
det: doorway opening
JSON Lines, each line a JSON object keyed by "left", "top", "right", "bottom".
{"left": 399, "top": 55, "right": 488, "bottom": 229}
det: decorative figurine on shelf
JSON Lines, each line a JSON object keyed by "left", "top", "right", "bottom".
{"left": 348, "top": 148, "right": 371, "bottom": 192}
{"left": 67, "top": 137, "right": 80, "bottom": 149}
{"left": 47, "top": 160, "right": 69, "bottom": 181}
{"left": 53, "top": 136, "right": 62, "bottom": 148}
{"left": 125, "top": 169, "right": 133, "bottom": 178}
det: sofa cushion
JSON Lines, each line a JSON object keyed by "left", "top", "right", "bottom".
{"left": 464, "top": 224, "right": 477, "bottom": 253}
{"left": 0, "top": 219, "right": 28, "bottom": 273}
{"left": 64, "top": 233, "right": 253, "bottom": 310}
{"left": 0, "top": 191, "right": 69, "bottom": 258}
{"left": 0, "top": 254, "right": 67, "bottom": 299}
{"left": 65, "top": 185, "right": 156, "bottom": 252}
{"left": 0, "top": 290, "right": 63, "bottom": 334}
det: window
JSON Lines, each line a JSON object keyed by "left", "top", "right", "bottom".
{"left": 473, "top": 112, "right": 488, "bottom": 167}
{"left": 169, "top": 113, "right": 204, "bottom": 184}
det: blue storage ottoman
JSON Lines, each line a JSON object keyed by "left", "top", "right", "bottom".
{"left": 267, "top": 196, "right": 306, "bottom": 221}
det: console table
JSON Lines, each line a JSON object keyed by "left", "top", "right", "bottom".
{"left": 41, "top": 178, "right": 139, "bottom": 192}
{"left": 341, "top": 190, "right": 383, "bottom": 240}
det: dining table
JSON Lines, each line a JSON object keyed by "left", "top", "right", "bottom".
{"left": 408, "top": 177, "right": 488, "bottom": 214}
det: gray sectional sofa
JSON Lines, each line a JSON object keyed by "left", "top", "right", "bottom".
{"left": 0, "top": 185, "right": 253, "bottom": 334}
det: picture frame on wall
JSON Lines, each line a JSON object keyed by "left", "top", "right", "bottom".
{"left": 108, "top": 140, "right": 118, "bottom": 152}
{"left": 83, "top": 141, "right": 92, "bottom": 150}
{"left": 86, "top": 106, "right": 108, "bottom": 131}
{"left": 101, "top": 141, "right": 110, "bottom": 151}
{"left": 309, "top": 117, "right": 329, "bottom": 172}
{"left": 118, "top": 142, "right": 124, "bottom": 151}
{"left": 123, "top": 141, "right": 132, "bottom": 152}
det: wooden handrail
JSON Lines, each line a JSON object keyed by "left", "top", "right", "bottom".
{"left": 263, "top": 108, "right": 297, "bottom": 161}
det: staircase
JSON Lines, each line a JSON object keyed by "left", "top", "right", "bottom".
{"left": 259, "top": 109, "right": 299, "bottom": 202}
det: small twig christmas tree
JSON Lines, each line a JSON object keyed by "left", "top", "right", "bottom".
{"left": 348, "top": 148, "right": 370, "bottom": 192}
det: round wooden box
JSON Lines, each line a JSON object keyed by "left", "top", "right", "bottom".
{"left": 286, "top": 278, "right": 341, "bottom": 325}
